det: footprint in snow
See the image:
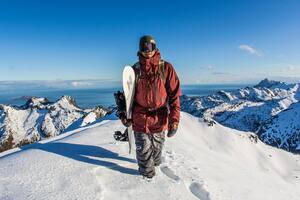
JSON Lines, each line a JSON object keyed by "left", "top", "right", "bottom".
{"left": 160, "top": 165, "right": 180, "bottom": 182}
{"left": 189, "top": 182, "right": 211, "bottom": 200}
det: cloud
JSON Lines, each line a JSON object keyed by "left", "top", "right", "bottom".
{"left": 278, "top": 64, "right": 300, "bottom": 74}
{"left": 71, "top": 81, "right": 93, "bottom": 87}
{"left": 0, "top": 79, "right": 121, "bottom": 91}
{"left": 239, "top": 44, "right": 262, "bottom": 56}
{"left": 285, "top": 64, "right": 299, "bottom": 71}
{"left": 211, "top": 72, "right": 235, "bottom": 76}
{"left": 199, "top": 65, "right": 214, "bottom": 70}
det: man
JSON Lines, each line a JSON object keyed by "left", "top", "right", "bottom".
{"left": 122, "top": 35, "right": 181, "bottom": 178}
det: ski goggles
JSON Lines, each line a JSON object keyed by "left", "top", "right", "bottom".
{"left": 140, "top": 42, "right": 157, "bottom": 53}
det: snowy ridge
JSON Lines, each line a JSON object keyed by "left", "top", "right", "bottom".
{"left": 0, "top": 96, "right": 109, "bottom": 152}
{"left": 259, "top": 102, "right": 300, "bottom": 151}
{"left": 0, "top": 112, "right": 299, "bottom": 200}
{"left": 181, "top": 79, "right": 300, "bottom": 152}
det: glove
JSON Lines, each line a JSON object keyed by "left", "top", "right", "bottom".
{"left": 121, "top": 117, "right": 132, "bottom": 127}
{"left": 167, "top": 123, "right": 178, "bottom": 137}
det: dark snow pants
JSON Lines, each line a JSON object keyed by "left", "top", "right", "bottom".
{"left": 134, "top": 131, "right": 165, "bottom": 178}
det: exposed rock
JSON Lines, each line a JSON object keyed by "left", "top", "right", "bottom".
{"left": 255, "top": 78, "right": 282, "bottom": 88}
{"left": 22, "top": 97, "right": 51, "bottom": 109}
{"left": 81, "top": 106, "right": 109, "bottom": 127}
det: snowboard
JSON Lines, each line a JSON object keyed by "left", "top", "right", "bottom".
{"left": 122, "top": 66, "right": 136, "bottom": 154}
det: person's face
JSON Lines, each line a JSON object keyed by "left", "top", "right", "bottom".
{"left": 140, "top": 41, "right": 156, "bottom": 58}
{"left": 140, "top": 50, "right": 156, "bottom": 58}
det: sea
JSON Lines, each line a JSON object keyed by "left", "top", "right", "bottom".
{"left": 0, "top": 84, "right": 250, "bottom": 109}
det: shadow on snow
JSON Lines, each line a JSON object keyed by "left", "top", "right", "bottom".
{"left": 24, "top": 142, "right": 138, "bottom": 176}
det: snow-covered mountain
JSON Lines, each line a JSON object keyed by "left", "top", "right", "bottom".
{"left": 0, "top": 96, "right": 109, "bottom": 152}
{"left": 181, "top": 79, "right": 300, "bottom": 152}
{"left": 1, "top": 79, "right": 300, "bottom": 153}
{"left": 0, "top": 112, "right": 299, "bottom": 200}
{"left": 259, "top": 102, "right": 300, "bottom": 151}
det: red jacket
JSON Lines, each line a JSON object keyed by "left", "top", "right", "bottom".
{"left": 132, "top": 51, "right": 181, "bottom": 133}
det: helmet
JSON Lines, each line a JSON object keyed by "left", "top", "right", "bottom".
{"left": 139, "top": 35, "right": 157, "bottom": 52}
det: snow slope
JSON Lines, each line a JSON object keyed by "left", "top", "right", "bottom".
{"left": 1, "top": 112, "right": 299, "bottom": 200}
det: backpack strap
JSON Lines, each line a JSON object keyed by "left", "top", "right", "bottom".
{"left": 158, "top": 60, "right": 166, "bottom": 85}
{"left": 132, "top": 62, "right": 141, "bottom": 85}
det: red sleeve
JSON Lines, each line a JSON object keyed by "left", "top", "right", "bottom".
{"left": 165, "top": 62, "right": 181, "bottom": 125}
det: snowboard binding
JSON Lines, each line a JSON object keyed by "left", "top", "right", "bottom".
{"left": 114, "top": 129, "right": 129, "bottom": 142}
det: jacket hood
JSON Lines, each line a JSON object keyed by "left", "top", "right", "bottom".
{"left": 138, "top": 50, "right": 161, "bottom": 74}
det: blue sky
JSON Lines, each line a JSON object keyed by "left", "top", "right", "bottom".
{"left": 0, "top": 0, "right": 300, "bottom": 86}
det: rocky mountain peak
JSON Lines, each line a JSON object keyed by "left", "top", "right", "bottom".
{"left": 23, "top": 97, "right": 50, "bottom": 109}
{"left": 254, "top": 78, "right": 284, "bottom": 88}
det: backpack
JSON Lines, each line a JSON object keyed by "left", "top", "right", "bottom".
{"left": 132, "top": 60, "right": 167, "bottom": 86}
